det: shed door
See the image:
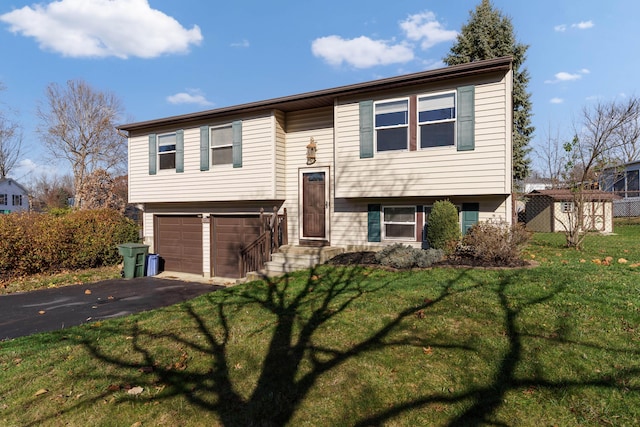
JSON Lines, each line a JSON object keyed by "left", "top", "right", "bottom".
{"left": 212, "top": 215, "right": 262, "bottom": 278}
{"left": 155, "top": 216, "right": 203, "bottom": 275}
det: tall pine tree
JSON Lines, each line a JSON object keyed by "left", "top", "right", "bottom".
{"left": 444, "top": 0, "right": 533, "bottom": 183}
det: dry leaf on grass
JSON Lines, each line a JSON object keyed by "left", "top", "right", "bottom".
{"left": 127, "top": 386, "right": 144, "bottom": 395}
{"left": 34, "top": 389, "right": 48, "bottom": 396}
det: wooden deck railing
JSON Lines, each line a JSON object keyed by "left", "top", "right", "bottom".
{"left": 240, "top": 207, "right": 288, "bottom": 277}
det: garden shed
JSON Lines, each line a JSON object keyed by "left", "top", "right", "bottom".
{"left": 524, "top": 189, "right": 617, "bottom": 233}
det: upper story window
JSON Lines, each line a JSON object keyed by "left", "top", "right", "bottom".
{"left": 0, "top": 194, "right": 6, "bottom": 205}
{"left": 419, "top": 91, "right": 456, "bottom": 148}
{"left": 12, "top": 195, "right": 22, "bottom": 206}
{"left": 375, "top": 99, "right": 408, "bottom": 152}
{"left": 210, "top": 125, "right": 233, "bottom": 165}
{"left": 382, "top": 206, "right": 416, "bottom": 240}
{"left": 157, "top": 133, "right": 177, "bottom": 170}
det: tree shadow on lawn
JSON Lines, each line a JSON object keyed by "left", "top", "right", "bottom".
{"left": 31, "top": 265, "right": 640, "bottom": 426}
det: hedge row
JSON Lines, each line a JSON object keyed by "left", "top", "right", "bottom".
{"left": 0, "top": 209, "right": 140, "bottom": 276}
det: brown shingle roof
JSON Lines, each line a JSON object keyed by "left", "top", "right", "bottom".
{"left": 529, "top": 189, "right": 620, "bottom": 201}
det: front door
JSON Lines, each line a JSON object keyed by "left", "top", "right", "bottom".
{"left": 300, "top": 168, "right": 329, "bottom": 244}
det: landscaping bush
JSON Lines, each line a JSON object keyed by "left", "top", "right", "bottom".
{"left": 0, "top": 209, "right": 139, "bottom": 277}
{"left": 426, "top": 200, "right": 461, "bottom": 254}
{"left": 461, "top": 219, "right": 531, "bottom": 266}
{"left": 374, "top": 243, "right": 444, "bottom": 269}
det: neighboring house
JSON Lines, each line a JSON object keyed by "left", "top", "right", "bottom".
{"left": 600, "top": 160, "right": 640, "bottom": 198}
{"left": 599, "top": 161, "right": 640, "bottom": 217}
{"left": 525, "top": 189, "right": 616, "bottom": 233}
{"left": 0, "top": 178, "right": 29, "bottom": 214}
{"left": 119, "top": 57, "right": 515, "bottom": 279}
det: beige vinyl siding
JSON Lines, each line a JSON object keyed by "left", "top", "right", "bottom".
{"left": 129, "top": 114, "right": 276, "bottom": 203}
{"left": 330, "top": 195, "right": 511, "bottom": 249}
{"left": 281, "top": 106, "right": 334, "bottom": 244}
{"left": 334, "top": 72, "right": 512, "bottom": 198}
{"left": 274, "top": 110, "right": 287, "bottom": 200}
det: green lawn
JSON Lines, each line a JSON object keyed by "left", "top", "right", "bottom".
{"left": 1, "top": 225, "right": 639, "bottom": 426}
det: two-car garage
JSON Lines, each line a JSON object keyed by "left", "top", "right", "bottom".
{"left": 154, "top": 214, "right": 262, "bottom": 278}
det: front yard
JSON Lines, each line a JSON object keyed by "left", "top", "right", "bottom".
{"left": 0, "top": 224, "right": 639, "bottom": 426}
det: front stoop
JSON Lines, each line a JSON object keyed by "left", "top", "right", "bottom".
{"left": 262, "top": 245, "right": 344, "bottom": 277}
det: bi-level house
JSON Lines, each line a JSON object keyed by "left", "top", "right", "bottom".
{"left": 119, "top": 56, "right": 514, "bottom": 279}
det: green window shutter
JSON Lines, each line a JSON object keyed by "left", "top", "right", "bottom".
{"left": 200, "top": 126, "right": 210, "bottom": 171}
{"left": 359, "top": 100, "right": 374, "bottom": 159}
{"left": 148, "top": 134, "right": 157, "bottom": 175}
{"left": 457, "top": 85, "right": 475, "bottom": 151}
{"left": 461, "top": 202, "right": 480, "bottom": 234}
{"left": 232, "top": 120, "right": 243, "bottom": 168}
{"left": 367, "top": 204, "right": 381, "bottom": 242}
{"left": 176, "top": 129, "right": 184, "bottom": 173}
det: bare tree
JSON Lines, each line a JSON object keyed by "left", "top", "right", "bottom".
{"left": 36, "top": 79, "right": 127, "bottom": 207}
{"left": 557, "top": 96, "right": 639, "bottom": 248}
{"left": 535, "top": 124, "right": 567, "bottom": 188}
{"left": 0, "top": 115, "right": 23, "bottom": 179}
{"left": 612, "top": 103, "right": 640, "bottom": 163}
{"left": 0, "top": 82, "right": 24, "bottom": 179}
{"left": 27, "top": 173, "right": 74, "bottom": 211}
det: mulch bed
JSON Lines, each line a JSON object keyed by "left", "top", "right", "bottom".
{"left": 326, "top": 251, "right": 532, "bottom": 270}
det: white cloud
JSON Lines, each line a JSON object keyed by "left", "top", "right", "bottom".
{"left": 167, "top": 89, "right": 213, "bottom": 107}
{"left": 550, "top": 97, "right": 564, "bottom": 104}
{"left": 10, "top": 158, "right": 65, "bottom": 184}
{"left": 311, "top": 35, "right": 414, "bottom": 68}
{"left": 399, "top": 11, "right": 457, "bottom": 50}
{"left": 545, "top": 69, "right": 589, "bottom": 84}
{"left": 231, "top": 39, "right": 250, "bottom": 48}
{"left": 554, "top": 20, "right": 594, "bottom": 32}
{"left": 572, "top": 20, "right": 594, "bottom": 29}
{"left": 0, "top": 0, "right": 202, "bottom": 58}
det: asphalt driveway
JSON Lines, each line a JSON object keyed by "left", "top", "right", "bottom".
{"left": 0, "top": 277, "right": 223, "bottom": 341}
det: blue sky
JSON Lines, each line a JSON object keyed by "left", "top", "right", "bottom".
{"left": 1, "top": 0, "right": 639, "bottom": 185}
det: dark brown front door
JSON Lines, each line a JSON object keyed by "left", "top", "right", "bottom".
{"left": 302, "top": 171, "right": 326, "bottom": 239}
{"left": 155, "top": 216, "right": 203, "bottom": 275}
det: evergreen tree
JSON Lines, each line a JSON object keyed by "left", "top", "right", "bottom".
{"left": 443, "top": 0, "right": 533, "bottom": 183}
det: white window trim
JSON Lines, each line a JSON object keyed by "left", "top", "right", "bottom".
{"left": 382, "top": 205, "right": 416, "bottom": 241}
{"left": 210, "top": 124, "right": 234, "bottom": 167}
{"left": 374, "top": 97, "right": 410, "bottom": 153}
{"left": 157, "top": 132, "right": 177, "bottom": 171}
{"left": 561, "top": 201, "right": 575, "bottom": 213}
{"left": 417, "top": 90, "right": 457, "bottom": 150}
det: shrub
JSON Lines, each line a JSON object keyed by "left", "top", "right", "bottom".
{"left": 0, "top": 209, "right": 139, "bottom": 277}
{"left": 375, "top": 243, "right": 444, "bottom": 269}
{"left": 426, "top": 200, "right": 461, "bottom": 254}
{"left": 462, "top": 219, "right": 531, "bottom": 266}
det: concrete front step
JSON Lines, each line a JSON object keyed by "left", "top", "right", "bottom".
{"left": 263, "top": 245, "right": 344, "bottom": 277}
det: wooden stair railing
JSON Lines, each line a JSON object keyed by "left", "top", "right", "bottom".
{"left": 240, "top": 207, "right": 287, "bottom": 277}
